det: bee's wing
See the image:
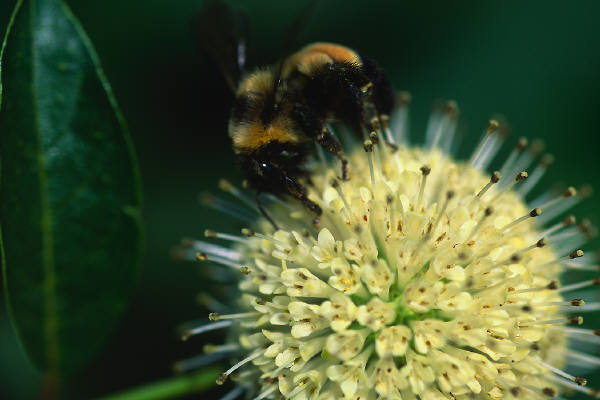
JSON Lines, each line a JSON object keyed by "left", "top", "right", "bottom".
{"left": 193, "top": 0, "right": 249, "bottom": 92}
{"left": 263, "top": 0, "right": 317, "bottom": 120}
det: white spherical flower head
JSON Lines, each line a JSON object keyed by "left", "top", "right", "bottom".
{"left": 179, "top": 99, "right": 600, "bottom": 400}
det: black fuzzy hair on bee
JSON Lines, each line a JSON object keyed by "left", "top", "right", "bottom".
{"left": 195, "top": 1, "right": 395, "bottom": 228}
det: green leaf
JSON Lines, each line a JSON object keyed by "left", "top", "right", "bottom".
{"left": 0, "top": 0, "right": 142, "bottom": 379}
{"left": 95, "top": 367, "right": 220, "bottom": 400}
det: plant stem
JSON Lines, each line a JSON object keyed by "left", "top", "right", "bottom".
{"left": 95, "top": 368, "right": 219, "bottom": 400}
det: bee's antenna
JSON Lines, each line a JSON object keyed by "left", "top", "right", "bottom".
{"left": 255, "top": 192, "right": 279, "bottom": 230}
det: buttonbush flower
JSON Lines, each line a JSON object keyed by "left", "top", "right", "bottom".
{"left": 176, "top": 96, "right": 600, "bottom": 399}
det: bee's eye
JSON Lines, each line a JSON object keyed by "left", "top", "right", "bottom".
{"left": 258, "top": 162, "right": 274, "bottom": 177}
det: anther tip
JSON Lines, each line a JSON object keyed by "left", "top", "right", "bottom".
{"left": 510, "top": 253, "right": 522, "bottom": 263}
{"left": 445, "top": 100, "right": 458, "bottom": 116}
{"left": 547, "top": 280, "right": 558, "bottom": 290}
{"left": 568, "top": 315, "right": 584, "bottom": 325}
{"left": 530, "top": 139, "right": 545, "bottom": 154}
{"left": 363, "top": 139, "right": 374, "bottom": 152}
{"left": 484, "top": 207, "right": 494, "bottom": 216}
{"left": 563, "top": 215, "right": 576, "bottom": 226}
{"left": 516, "top": 171, "right": 528, "bottom": 181}
{"left": 181, "top": 331, "right": 192, "bottom": 342}
{"left": 516, "top": 137, "right": 528, "bottom": 151}
{"left": 241, "top": 228, "right": 255, "bottom": 237}
{"left": 446, "top": 190, "right": 455, "bottom": 199}
{"left": 491, "top": 171, "right": 501, "bottom": 183}
{"left": 564, "top": 186, "right": 577, "bottom": 198}
{"left": 541, "top": 154, "right": 554, "bottom": 167}
{"left": 571, "top": 299, "right": 585, "bottom": 306}
{"left": 575, "top": 377, "right": 587, "bottom": 386}
{"left": 204, "top": 229, "right": 217, "bottom": 238}
{"left": 195, "top": 252, "right": 208, "bottom": 261}
{"left": 420, "top": 165, "right": 431, "bottom": 176}
{"left": 208, "top": 312, "right": 220, "bottom": 321}
{"left": 530, "top": 208, "right": 542, "bottom": 217}
{"left": 240, "top": 266, "right": 251, "bottom": 275}
{"left": 486, "top": 119, "right": 499, "bottom": 134}
{"left": 369, "top": 131, "right": 379, "bottom": 144}
{"left": 542, "top": 388, "right": 556, "bottom": 397}
{"left": 398, "top": 91, "right": 412, "bottom": 105}
{"left": 570, "top": 249, "right": 584, "bottom": 259}
{"left": 536, "top": 238, "right": 548, "bottom": 247}
{"left": 216, "top": 373, "right": 228, "bottom": 385}
{"left": 218, "top": 178, "right": 234, "bottom": 192}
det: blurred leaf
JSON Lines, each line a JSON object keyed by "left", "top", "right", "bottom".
{"left": 0, "top": 0, "right": 142, "bottom": 380}
{"left": 96, "top": 367, "right": 220, "bottom": 400}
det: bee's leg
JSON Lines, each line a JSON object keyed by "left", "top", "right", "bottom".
{"left": 292, "top": 103, "right": 348, "bottom": 181}
{"left": 255, "top": 191, "right": 279, "bottom": 230}
{"left": 285, "top": 177, "right": 322, "bottom": 217}
{"left": 316, "top": 126, "right": 349, "bottom": 181}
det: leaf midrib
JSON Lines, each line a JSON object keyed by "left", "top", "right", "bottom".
{"left": 30, "top": 0, "right": 60, "bottom": 375}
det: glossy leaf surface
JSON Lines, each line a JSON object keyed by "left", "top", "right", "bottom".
{"left": 0, "top": 0, "right": 142, "bottom": 376}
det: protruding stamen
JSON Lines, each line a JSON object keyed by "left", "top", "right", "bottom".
{"left": 499, "top": 137, "right": 528, "bottom": 179}
{"left": 441, "top": 102, "right": 459, "bottom": 154}
{"left": 181, "top": 320, "right": 233, "bottom": 341}
{"left": 568, "top": 350, "right": 600, "bottom": 368}
{"left": 476, "top": 171, "right": 502, "bottom": 199}
{"left": 391, "top": 92, "right": 411, "bottom": 144}
{"left": 209, "top": 312, "right": 259, "bottom": 322}
{"left": 536, "top": 249, "right": 584, "bottom": 269}
{"left": 510, "top": 238, "right": 548, "bottom": 259}
{"left": 545, "top": 374, "right": 598, "bottom": 398}
{"left": 501, "top": 208, "right": 542, "bottom": 231}
{"left": 540, "top": 215, "right": 576, "bottom": 238}
{"left": 538, "top": 187, "right": 577, "bottom": 212}
{"left": 364, "top": 139, "right": 376, "bottom": 188}
{"left": 196, "top": 252, "right": 247, "bottom": 271}
{"left": 501, "top": 140, "right": 543, "bottom": 188}
{"left": 199, "top": 192, "right": 254, "bottom": 221}
{"left": 469, "top": 120, "right": 499, "bottom": 167}
{"left": 474, "top": 120, "right": 505, "bottom": 170}
{"left": 417, "top": 165, "right": 431, "bottom": 208}
{"left": 241, "top": 228, "right": 288, "bottom": 249}
{"left": 558, "top": 277, "right": 600, "bottom": 293}
{"left": 510, "top": 280, "right": 558, "bottom": 294}
{"left": 517, "top": 154, "right": 554, "bottom": 197}
{"left": 560, "top": 327, "right": 600, "bottom": 343}
{"left": 176, "top": 238, "right": 242, "bottom": 262}
{"left": 204, "top": 229, "right": 246, "bottom": 243}
{"left": 426, "top": 190, "right": 454, "bottom": 240}
{"left": 536, "top": 358, "right": 587, "bottom": 386}
{"left": 490, "top": 171, "right": 528, "bottom": 204}
{"left": 173, "top": 351, "right": 233, "bottom": 374}
{"left": 204, "top": 343, "right": 241, "bottom": 354}
{"left": 536, "top": 299, "right": 585, "bottom": 307}
{"left": 467, "top": 206, "right": 493, "bottom": 241}
{"left": 430, "top": 101, "right": 458, "bottom": 150}
{"left": 537, "top": 187, "right": 582, "bottom": 224}
{"left": 218, "top": 179, "right": 257, "bottom": 210}
{"left": 216, "top": 350, "right": 263, "bottom": 385}
{"left": 520, "top": 315, "right": 583, "bottom": 327}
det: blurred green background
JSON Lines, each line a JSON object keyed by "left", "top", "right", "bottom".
{"left": 1, "top": 0, "right": 600, "bottom": 398}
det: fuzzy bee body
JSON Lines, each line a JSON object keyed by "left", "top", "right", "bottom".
{"left": 229, "top": 43, "right": 395, "bottom": 216}
{"left": 195, "top": 2, "right": 394, "bottom": 225}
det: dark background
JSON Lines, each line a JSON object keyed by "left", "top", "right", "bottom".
{"left": 1, "top": 0, "right": 599, "bottom": 398}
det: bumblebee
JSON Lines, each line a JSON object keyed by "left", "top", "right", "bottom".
{"left": 196, "top": 2, "right": 395, "bottom": 226}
